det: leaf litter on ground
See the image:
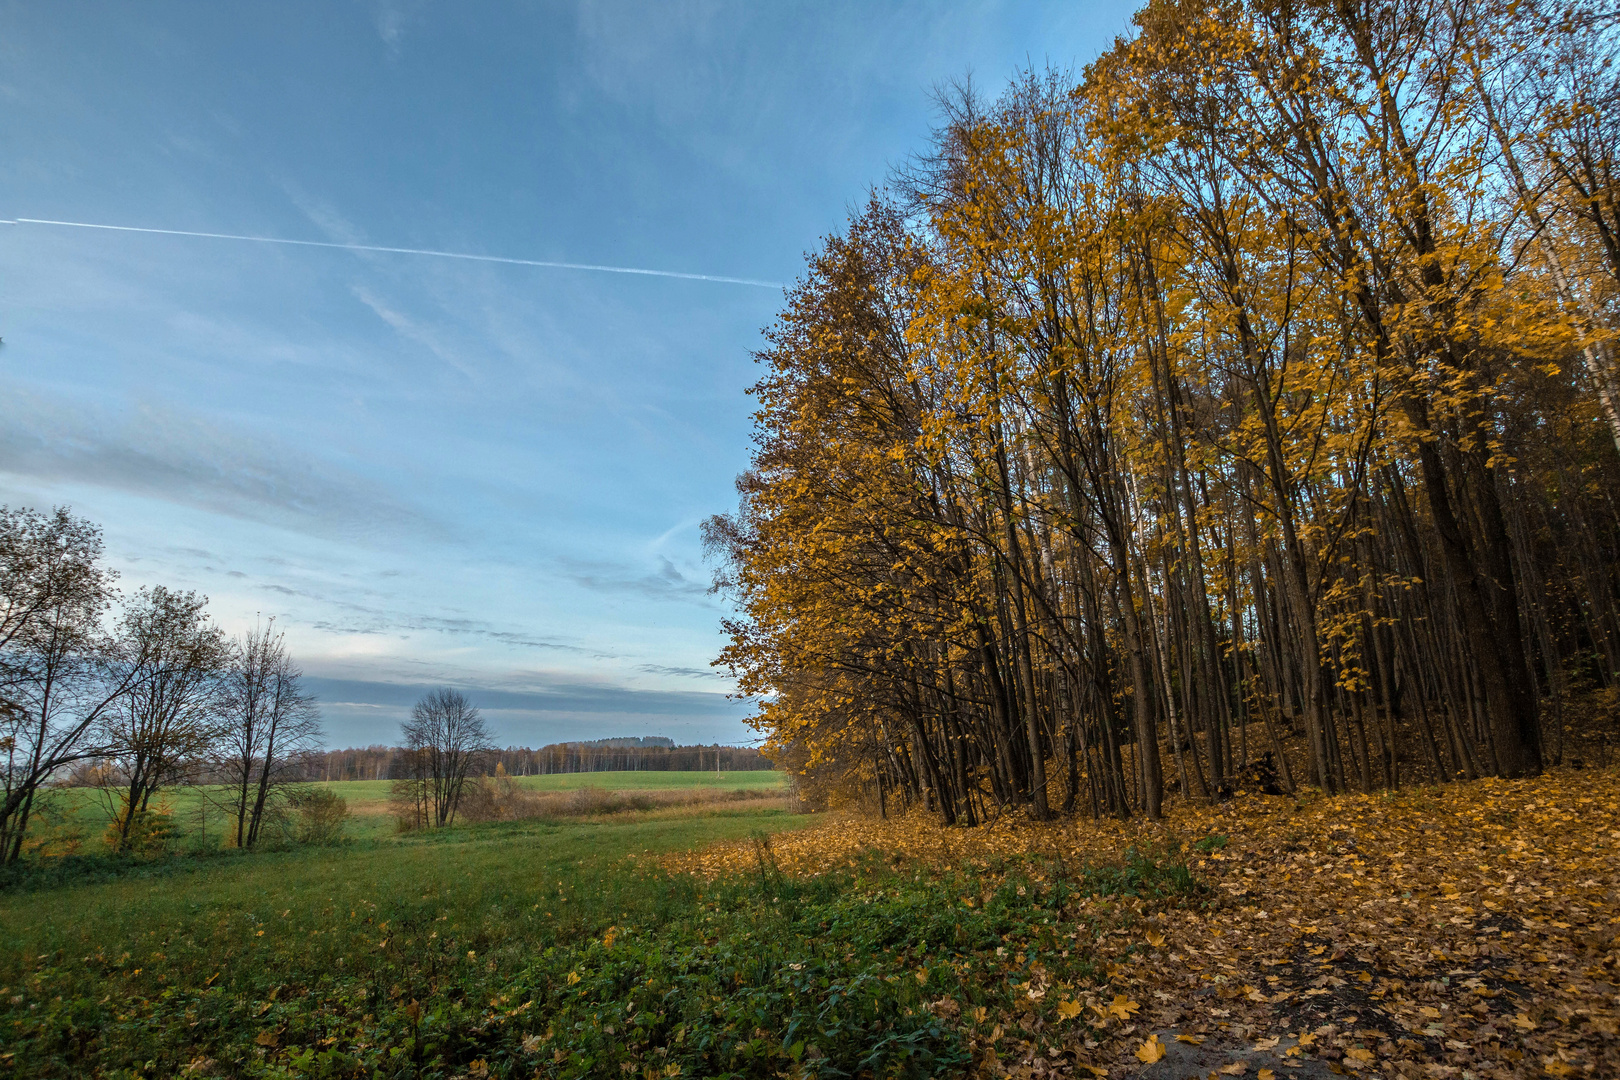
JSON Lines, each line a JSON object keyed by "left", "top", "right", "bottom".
{"left": 664, "top": 766, "right": 1620, "bottom": 1078}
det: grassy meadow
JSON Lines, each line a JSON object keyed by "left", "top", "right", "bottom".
{"left": 1, "top": 804, "right": 819, "bottom": 1077}
{"left": 20, "top": 770, "right": 789, "bottom": 847}
{"left": 0, "top": 763, "right": 1205, "bottom": 1080}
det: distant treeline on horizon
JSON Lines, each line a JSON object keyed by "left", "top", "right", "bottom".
{"left": 310, "top": 741, "right": 771, "bottom": 782}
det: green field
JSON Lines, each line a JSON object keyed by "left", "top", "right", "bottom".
{"left": 1, "top": 807, "right": 821, "bottom": 1077}
{"left": 310, "top": 768, "right": 786, "bottom": 800}
{"left": 0, "top": 782, "right": 1188, "bottom": 1079}
{"left": 23, "top": 771, "right": 789, "bottom": 849}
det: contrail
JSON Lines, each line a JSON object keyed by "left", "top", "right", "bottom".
{"left": 9, "top": 216, "right": 783, "bottom": 289}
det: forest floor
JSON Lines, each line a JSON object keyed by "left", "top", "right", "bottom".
{"left": 666, "top": 765, "right": 1620, "bottom": 1079}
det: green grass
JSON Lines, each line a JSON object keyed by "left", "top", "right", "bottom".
{"left": 0, "top": 806, "right": 1201, "bottom": 1079}
{"left": 1, "top": 808, "right": 814, "bottom": 1077}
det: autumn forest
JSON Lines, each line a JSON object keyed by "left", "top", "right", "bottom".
{"left": 707, "top": 0, "right": 1620, "bottom": 822}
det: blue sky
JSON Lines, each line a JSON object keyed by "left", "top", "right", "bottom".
{"left": 0, "top": 0, "right": 1134, "bottom": 747}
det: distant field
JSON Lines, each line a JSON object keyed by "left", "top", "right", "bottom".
{"left": 313, "top": 768, "right": 786, "bottom": 800}
{"left": 25, "top": 770, "right": 789, "bottom": 850}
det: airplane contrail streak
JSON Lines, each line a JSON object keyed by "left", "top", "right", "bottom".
{"left": 10, "top": 217, "right": 783, "bottom": 289}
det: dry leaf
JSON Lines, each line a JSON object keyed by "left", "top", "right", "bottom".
{"left": 1135, "top": 1035, "right": 1166, "bottom": 1064}
{"left": 1056, "top": 999, "right": 1084, "bottom": 1020}
{"left": 1095, "top": 994, "right": 1140, "bottom": 1020}
{"left": 1345, "top": 1047, "right": 1375, "bottom": 1064}
{"left": 1175, "top": 1033, "right": 1205, "bottom": 1044}
{"left": 1145, "top": 929, "right": 1166, "bottom": 947}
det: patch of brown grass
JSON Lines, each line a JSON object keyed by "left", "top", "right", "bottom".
{"left": 456, "top": 776, "right": 783, "bottom": 823}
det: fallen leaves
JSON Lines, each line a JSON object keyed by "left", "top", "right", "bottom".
{"left": 1134, "top": 1034, "right": 1166, "bottom": 1063}
{"left": 1093, "top": 994, "right": 1139, "bottom": 1021}
{"left": 662, "top": 765, "right": 1620, "bottom": 1078}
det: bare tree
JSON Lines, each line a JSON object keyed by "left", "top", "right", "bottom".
{"left": 396, "top": 689, "right": 491, "bottom": 828}
{"left": 97, "top": 587, "right": 231, "bottom": 852}
{"left": 215, "top": 621, "right": 322, "bottom": 849}
{"left": 0, "top": 508, "right": 152, "bottom": 863}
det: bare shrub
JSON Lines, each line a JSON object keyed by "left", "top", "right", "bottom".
{"left": 284, "top": 787, "right": 349, "bottom": 844}
{"left": 456, "top": 772, "right": 543, "bottom": 823}
{"left": 565, "top": 785, "right": 620, "bottom": 815}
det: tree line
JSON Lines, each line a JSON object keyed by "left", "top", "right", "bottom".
{"left": 1, "top": 506, "right": 322, "bottom": 860}
{"left": 706, "top": 0, "right": 1620, "bottom": 822}
{"left": 311, "top": 741, "right": 770, "bottom": 781}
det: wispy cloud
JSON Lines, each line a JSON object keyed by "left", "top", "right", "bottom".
{"left": 303, "top": 673, "right": 751, "bottom": 731}
{"left": 367, "top": 0, "right": 428, "bottom": 57}
{"left": 0, "top": 387, "right": 434, "bottom": 541}
{"left": 638, "top": 662, "right": 728, "bottom": 680}
{"left": 350, "top": 283, "right": 481, "bottom": 381}
{"left": 303, "top": 609, "right": 609, "bottom": 656}
{"left": 561, "top": 555, "right": 711, "bottom": 603}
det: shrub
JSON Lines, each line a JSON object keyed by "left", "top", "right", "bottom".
{"left": 101, "top": 801, "right": 176, "bottom": 856}
{"left": 283, "top": 787, "right": 349, "bottom": 845}
{"left": 457, "top": 774, "right": 544, "bottom": 822}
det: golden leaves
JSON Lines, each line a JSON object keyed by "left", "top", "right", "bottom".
{"left": 1092, "top": 994, "right": 1140, "bottom": 1022}
{"left": 1135, "top": 1034, "right": 1167, "bottom": 1063}
{"left": 1056, "top": 999, "right": 1085, "bottom": 1020}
